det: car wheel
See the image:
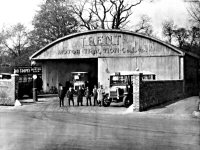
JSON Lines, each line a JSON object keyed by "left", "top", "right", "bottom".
{"left": 103, "top": 96, "right": 111, "bottom": 107}
{"left": 123, "top": 96, "right": 132, "bottom": 108}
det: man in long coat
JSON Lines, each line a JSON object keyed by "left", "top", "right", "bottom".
{"left": 67, "top": 87, "right": 74, "bottom": 106}
{"left": 58, "top": 83, "right": 66, "bottom": 107}
{"left": 97, "top": 85, "right": 105, "bottom": 107}
{"left": 77, "top": 86, "right": 84, "bottom": 106}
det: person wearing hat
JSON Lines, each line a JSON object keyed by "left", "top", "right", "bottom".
{"left": 93, "top": 85, "right": 98, "bottom": 106}
{"left": 77, "top": 86, "right": 84, "bottom": 106}
{"left": 97, "top": 85, "right": 105, "bottom": 107}
{"left": 85, "top": 86, "right": 92, "bottom": 106}
{"left": 67, "top": 86, "right": 74, "bottom": 106}
{"left": 58, "top": 83, "right": 66, "bottom": 107}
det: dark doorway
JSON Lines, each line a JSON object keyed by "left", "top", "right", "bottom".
{"left": 57, "top": 58, "right": 98, "bottom": 90}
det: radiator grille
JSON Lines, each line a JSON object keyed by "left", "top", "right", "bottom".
{"left": 110, "top": 91, "right": 117, "bottom": 98}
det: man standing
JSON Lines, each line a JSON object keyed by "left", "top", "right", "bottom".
{"left": 93, "top": 85, "right": 98, "bottom": 106}
{"left": 58, "top": 83, "right": 66, "bottom": 107}
{"left": 85, "top": 87, "right": 92, "bottom": 106}
{"left": 67, "top": 87, "right": 74, "bottom": 106}
{"left": 77, "top": 86, "right": 84, "bottom": 106}
{"left": 97, "top": 85, "right": 105, "bottom": 107}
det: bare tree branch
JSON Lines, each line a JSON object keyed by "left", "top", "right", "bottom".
{"left": 134, "top": 15, "right": 153, "bottom": 36}
{"left": 187, "top": 1, "right": 200, "bottom": 25}
{"left": 71, "top": 0, "right": 144, "bottom": 30}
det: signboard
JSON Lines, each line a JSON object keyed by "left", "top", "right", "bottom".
{"left": 14, "top": 66, "right": 42, "bottom": 75}
{"left": 57, "top": 34, "right": 157, "bottom": 57}
{"left": 32, "top": 31, "right": 183, "bottom": 60}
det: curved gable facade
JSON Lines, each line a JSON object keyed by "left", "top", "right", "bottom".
{"left": 30, "top": 30, "right": 188, "bottom": 93}
{"left": 30, "top": 30, "right": 184, "bottom": 60}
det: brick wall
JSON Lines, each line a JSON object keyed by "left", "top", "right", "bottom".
{"left": 0, "top": 74, "right": 18, "bottom": 105}
{"left": 139, "top": 80, "right": 184, "bottom": 111}
{"left": 132, "top": 73, "right": 184, "bottom": 111}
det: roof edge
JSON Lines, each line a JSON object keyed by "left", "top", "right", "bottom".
{"left": 30, "top": 29, "right": 186, "bottom": 60}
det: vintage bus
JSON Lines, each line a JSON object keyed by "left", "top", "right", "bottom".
{"left": 71, "top": 72, "right": 89, "bottom": 91}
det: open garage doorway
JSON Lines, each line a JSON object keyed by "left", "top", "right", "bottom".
{"left": 42, "top": 58, "right": 98, "bottom": 93}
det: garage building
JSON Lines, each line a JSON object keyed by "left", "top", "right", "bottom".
{"left": 30, "top": 30, "right": 199, "bottom": 96}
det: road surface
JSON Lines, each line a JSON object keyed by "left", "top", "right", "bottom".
{"left": 0, "top": 96, "right": 199, "bottom": 150}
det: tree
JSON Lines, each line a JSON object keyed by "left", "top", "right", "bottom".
{"left": 134, "top": 15, "right": 153, "bottom": 36}
{"left": 173, "top": 28, "right": 189, "bottom": 48}
{"left": 0, "top": 32, "right": 4, "bottom": 55}
{"left": 187, "top": 1, "right": 200, "bottom": 26}
{"left": 188, "top": 26, "right": 200, "bottom": 46}
{"left": 161, "top": 19, "right": 199, "bottom": 49}
{"left": 0, "top": 23, "right": 29, "bottom": 57}
{"left": 71, "top": 0, "right": 101, "bottom": 30}
{"left": 110, "top": 0, "right": 143, "bottom": 29}
{"left": 0, "top": 23, "right": 37, "bottom": 67}
{"left": 31, "top": 0, "right": 78, "bottom": 49}
{"left": 162, "top": 19, "right": 176, "bottom": 44}
{"left": 71, "top": 0, "right": 144, "bottom": 30}
{"left": 185, "top": 1, "right": 200, "bottom": 56}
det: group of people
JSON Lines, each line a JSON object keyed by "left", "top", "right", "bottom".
{"left": 58, "top": 83, "right": 105, "bottom": 107}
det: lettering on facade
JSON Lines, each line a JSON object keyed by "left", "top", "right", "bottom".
{"left": 58, "top": 49, "right": 80, "bottom": 55}
{"left": 56, "top": 34, "right": 155, "bottom": 57}
{"left": 81, "top": 35, "right": 122, "bottom": 47}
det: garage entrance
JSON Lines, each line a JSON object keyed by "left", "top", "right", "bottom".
{"left": 65, "top": 58, "right": 98, "bottom": 90}
{"left": 42, "top": 58, "right": 98, "bottom": 92}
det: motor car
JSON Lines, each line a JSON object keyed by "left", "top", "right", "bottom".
{"left": 103, "top": 71, "right": 156, "bottom": 107}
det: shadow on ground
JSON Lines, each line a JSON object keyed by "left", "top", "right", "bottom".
{"left": 145, "top": 98, "right": 183, "bottom": 111}
{"left": 146, "top": 96, "right": 199, "bottom": 115}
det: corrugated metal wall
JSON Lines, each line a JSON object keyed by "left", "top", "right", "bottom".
{"left": 98, "top": 56, "right": 181, "bottom": 91}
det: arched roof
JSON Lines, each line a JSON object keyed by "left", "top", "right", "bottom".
{"left": 30, "top": 29, "right": 187, "bottom": 60}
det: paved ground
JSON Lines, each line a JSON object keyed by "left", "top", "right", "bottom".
{"left": 1, "top": 95, "right": 199, "bottom": 117}
{"left": 0, "top": 95, "right": 127, "bottom": 114}
{"left": 143, "top": 96, "right": 200, "bottom": 118}
{"left": 0, "top": 95, "right": 200, "bottom": 150}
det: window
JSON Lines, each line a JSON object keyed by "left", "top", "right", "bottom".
{"left": 110, "top": 75, "right": 127, "bottom": 85}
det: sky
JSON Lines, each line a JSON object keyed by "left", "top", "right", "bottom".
{"left": 0, "top": 0, "right": 191, "bottom": 39}
{"left": 0, "top": 0, "right": 42, "bottom": 29}
{"left": 130, "top": 0, "right": 191, "bottom": 37}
